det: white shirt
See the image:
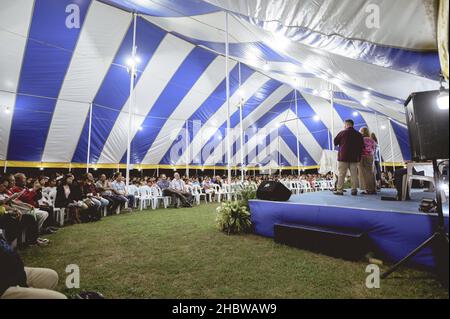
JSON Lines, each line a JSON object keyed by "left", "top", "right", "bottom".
{"left": 170, "top": 179, "right": 185, "bottom": 192}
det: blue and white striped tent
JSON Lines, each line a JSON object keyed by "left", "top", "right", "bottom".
{"left": 0, "top": 0, "right": 446, "bottom": 170}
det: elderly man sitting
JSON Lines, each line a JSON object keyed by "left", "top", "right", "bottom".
{"left": 157, "top": 174, "right": 192, "bottom": 208}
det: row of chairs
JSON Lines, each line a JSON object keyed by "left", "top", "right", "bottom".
{"left": 282, "top": 180, "right": 334, "bottom": 195}
{"left": 126, "top": 182, "right": 258, "bottom": 211}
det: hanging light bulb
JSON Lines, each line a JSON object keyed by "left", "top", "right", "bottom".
{"left": 263, "top": 61, "right": 270, "bottom": 71}
{"left": 3, "top": 106, "right": 10, "bottom": 114}
{"left": 313, "top": 115, "right": 320, "bottom": 121}
{"left": 353, "top": 111, "right": 359, "bottom": 117}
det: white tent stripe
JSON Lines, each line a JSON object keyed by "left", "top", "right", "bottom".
{"left": 175, "top": 72, "right": 270, "bottom": 166}
{"left": 141, "top": 56, "right": 235, "bottom": 165}
{"left": 42, "top": 1, "right": 131, "bottom": 163}
{"left": 98, "top": 33, "right": 194, "bottom": 164}
{"left": 204, "top": 84, "right": 293, "bottom": 165}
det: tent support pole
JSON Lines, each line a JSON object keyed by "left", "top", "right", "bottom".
{"left": 375, "top": 112, "right": 384, "bottom": 173}
{"left": 278, "top": 127, "right": 281, "bottom": 178}
{"left": 388, "top": 119, "right": 396, "bottom": 172}
{"left": 294, "top": 89, "right": 301, "bottom": 176}
{"left": 225, "top": 12, "right": 232, "bottom": 185}
{"left": 238, "top": 63, "right": 245, "bottom": 183}
{"left": 185, "top": 120, "right": 189, "bottom": 178}
{"left": 126, "top": 12, "right": 137, "bottom": 188}
{"left": 330, "top": 89, "right": 335, "bottom": 151}
{"left": 86, "top": 102, "right": 93, "bottom": 174}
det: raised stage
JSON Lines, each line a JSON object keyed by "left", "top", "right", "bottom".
{"left": 249, "top": 189, "right": 449, "bottom": 269}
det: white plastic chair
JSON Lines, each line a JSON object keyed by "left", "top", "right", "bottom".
{"left": 48, "top": 190, "right": 65, "bottom": 226}
{"left": 212, "top": 184, "right": 222, "bottom": 203}
{"left": 150, "top": 187, "right": 169, "bottom": 209}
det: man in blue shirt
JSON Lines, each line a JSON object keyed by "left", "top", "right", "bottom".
{"left": 111, "top": 172, "right": 135, "bottom": 208}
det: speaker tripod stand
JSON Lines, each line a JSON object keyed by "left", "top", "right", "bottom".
{"left": 381, "top": 159, "right": 449, "bottom": 284}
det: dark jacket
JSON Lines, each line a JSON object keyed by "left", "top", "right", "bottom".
{"left": 0, "top": 238, "right": 27, "bottom": 296}
{"left": 54, "top": 184, "right": 82, "bottom": 208}
{"left": 334, "top": 127, "right": 364, "bottom": 162}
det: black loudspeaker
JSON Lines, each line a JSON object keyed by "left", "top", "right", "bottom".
{"left": 256, "top": 181, "right": 292, "bottom": 201}
{"left": 405, "top": 90, "right": 449, "bottom": 161}
{"left": 274, "top": 224, "right": 369, "bottom": 261}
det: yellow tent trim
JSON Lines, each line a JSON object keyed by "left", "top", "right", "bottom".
{"left": 0, "top": 161, "right": 405, "bottom": 171}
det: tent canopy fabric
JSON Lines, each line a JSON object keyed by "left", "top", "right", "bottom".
{"left": 0, "top": 0, "right": 444, "bottom": 168}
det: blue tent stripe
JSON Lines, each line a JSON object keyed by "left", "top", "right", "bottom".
{"left": 100, "top": 0, "right": 220, "bottom": 17}
{"left": 390, "top": 120, "right": 411, "bottom": 161}
{"left": 193, "top": 79, "right": 283, "bottom": 163}
{"left": 296, "top": 93, "right": 331, "bottom": 150}
{"left": 161, "top": 64, "right": 254, "bottom": 165}
{"left": 72, "top": 17, "right": 166, "bottom": 163}
{"left": 121, "top": 46, "right": 217, "bottom": 164}
{"left": 280, "top": 126, "right": 315, "bottom": 166}
{"left": 7, "top": 0, "right": 91, "bottom": 161}
{"left": 333, "top": 103, "right": 368, "bottom": 131}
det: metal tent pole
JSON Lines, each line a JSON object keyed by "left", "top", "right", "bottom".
{"left": 86, "top": 103, "right": 93, "bottom": 173}
{"left": 330, "top": 89, "right": 335, "bottom": 150}
{"left": 238, "top": 63, "right": 245, "bottom": 183}
{"left": 388, "top": 118, "right": 396, "bottom": 172}
{"left": 294, "top": 89, "right": 301, "bottom": 176}
{"left": 185, "top": 120, "right": 189, "bottom": 178}
{"left": 225, "top": 12, "right": 232, "bottom": 185}
{"left": 374, "top": 112, "right": 384, "bottom": 173}
{"left": 126, "top": 12, "right": 137, "bottom": 188}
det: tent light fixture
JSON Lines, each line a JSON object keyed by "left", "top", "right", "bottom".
{"left": 126, "top": 56, "right": 141, "bottom": 68}
{"left": 3, "top": 106, "right": 10, "bottom": 114}
{"left": 313, "top": 115, "right": 320, "bottom": 121}
{"left": 263, "top": 62, "right": 270, "bottom": 71}
{"left": 380, "top": 125, "right": 387, "bottom": 130}
{"left": 352, "top": 111, "right": 359, "bottom": 117}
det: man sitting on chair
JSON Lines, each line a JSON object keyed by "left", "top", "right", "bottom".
{"left": 157, "top": 174, "right": 192, "bottom": 208}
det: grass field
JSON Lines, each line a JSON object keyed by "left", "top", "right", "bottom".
{"left": 20, "top": 204, "right": 448, "bottom": 299}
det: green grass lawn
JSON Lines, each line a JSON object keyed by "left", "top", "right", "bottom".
{"left": 20, "top": 204, "right": 448, "bottom": 299}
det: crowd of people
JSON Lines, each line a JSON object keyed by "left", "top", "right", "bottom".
{"left": 0, "top": 160, "right": 397, "bottom": 299}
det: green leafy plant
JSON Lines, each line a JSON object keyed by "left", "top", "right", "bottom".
{"left": 238, "top": 185, "right": 257, "bottom": 210}
{"left": 216, "top": 201, "right": 252, "bottom": 235}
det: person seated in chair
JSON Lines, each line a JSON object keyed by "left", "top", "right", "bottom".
{"left": 157, "top": 174, "right": 192, "bottom": 208}
{"left": 0, "top": 238, "right": 66, "bottom": 299}
{"left": 111, "top": 173, "right": 135, "bottom": 209}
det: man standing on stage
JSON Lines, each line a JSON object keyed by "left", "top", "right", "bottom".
{"left": 333, "top": 119, "right": 364, "bottom": 196}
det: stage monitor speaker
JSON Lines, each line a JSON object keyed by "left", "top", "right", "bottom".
{"left": 405, "top": 90, "right": 449, "bottom": 161}
{"left": 256, "top": 181, "right": 292, "bottom": 202}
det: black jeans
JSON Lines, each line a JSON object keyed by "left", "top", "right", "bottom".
{"left": 162, "top": 189, "right": 192, "bottom": 206}
{"left": 0, "top": 214, "right": 39, "bottom": 246}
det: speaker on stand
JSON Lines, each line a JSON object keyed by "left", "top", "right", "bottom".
{"left": 381, "top": 90, "right": 449, "bottom": 288}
